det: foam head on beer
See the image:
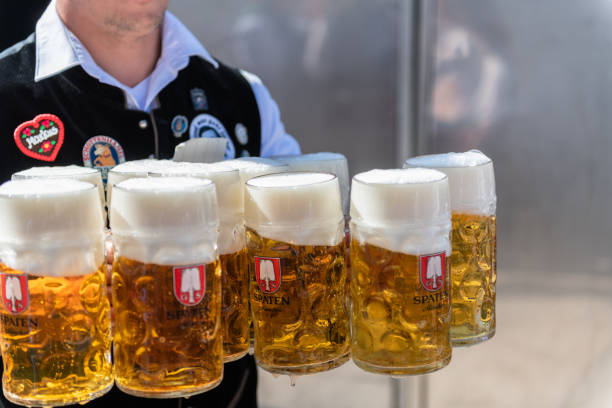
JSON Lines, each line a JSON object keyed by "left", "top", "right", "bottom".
{"left": 0, "top": 179, "right": 104, "bottom": 276}
{"left": 245, "top": 172, "right": 344, "bottom": 246}
{"left": 404, "top": 150, "right": 496, "bottom": 215}
{"left": 350, "top": 168, "right": 451, "bottom": 255}
{"left": 13, "top": 165, "right": 106, "bottom": 210}
{"left": 272, "top": 152, "right": 350, "bottom": 216}
{"left": 107, "top": 159, "right": 178, "bottom": 205}
{"left": 150, "top": 163, "right": 243, "bottom": 255}
{"left": 110, "top": 177, "right": 219, "bottom": 265}
{"left": 221, "top": 157, "right": 289, "bottom": 186}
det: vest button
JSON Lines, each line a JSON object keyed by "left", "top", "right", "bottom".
{"left": 138, "top": 119, "right": 149, "bottom": 130}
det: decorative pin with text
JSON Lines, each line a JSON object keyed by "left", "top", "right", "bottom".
{"left": 14, "top": 114, "right": 64, "bottom": 162}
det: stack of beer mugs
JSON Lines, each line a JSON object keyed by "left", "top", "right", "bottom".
{"left": 0, "top": 149, "right": 497, "bottom": 406}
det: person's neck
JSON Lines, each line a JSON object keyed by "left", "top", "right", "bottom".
{"left": 57, "top": 6, "right": 162, "bottom": 88}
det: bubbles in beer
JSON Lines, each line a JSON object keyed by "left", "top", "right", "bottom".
{"left": 449, "top": 213, "right": 496, "bottom": 344}
{"left": 247, "top": 229, "right": 350, "bottom": 375}
{"left": 79, "top": 272, "right": 105, "bottom": 314}
{"left": 0, "top": 264, "right": 112, "bottom": 406}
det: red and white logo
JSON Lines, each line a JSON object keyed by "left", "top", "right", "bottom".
{"left": 419, "top": 252, "right": 446, "bottom": 292}
{"left": 1, "top": 274, "right": 29, "bottom": 314}
{"left": 255, "top": 257, "right": 281, "bottom": 294}
{"left": 173, "top": 265, "right": 206, "bottom": 306}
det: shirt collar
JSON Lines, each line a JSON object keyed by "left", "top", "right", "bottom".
{"left": 34, "top": 0, "right": 219, "bottom": 84}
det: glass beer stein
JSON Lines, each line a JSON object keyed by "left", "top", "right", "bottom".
{"left": 350, "top": 168, "right": 452, "bottom": 375}
{"left": 0, "top": 179, "right": 112, "bottom": 406}
{"left": 245, "top": 172, "right": 350, "bottom": 375}
{"left": 405, "top": 150, "right": 497, "bottom": 346}
{"left": 110, "top": 177, "right": 222, "bottom": 398}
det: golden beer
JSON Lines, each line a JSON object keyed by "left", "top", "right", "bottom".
{"left": 449, "top": 213, "right": 496, "bottom": 344}
{"left": 0, "top": 179, "right": 112, "bottom": 406}
{"left": 350, "top": 242, "right": 451, "bottom": 375}
{"left": 110, "top": 176, "right": 223, "bottom": 398}
{"left": 405, "top": 150, "right": 497, "bottom": 346}
{"left": 245, "top": 172, "right": 349, "bottom": 375}
{"left": 0, "top": 264, "right": 112, "bottom": 407}
{"left": 349, "top": 168, "right": 452, "bottom": 375}
{"left": 112, "top": 257, "right": 222, "bottom": 397}
{"left": 247, "top": 229, "right": 349, "bottom": 374}
{"left": 220, "top": 249, "right": 250, "bottom": 360}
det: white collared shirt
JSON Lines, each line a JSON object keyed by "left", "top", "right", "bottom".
{"left": 34, "top": 0, "right": 300, "bottom": 157}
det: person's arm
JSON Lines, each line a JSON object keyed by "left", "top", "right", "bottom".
{"left": 240, "top": 70, "right": 301, "bottom": 157}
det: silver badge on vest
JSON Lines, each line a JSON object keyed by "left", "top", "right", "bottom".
{"left": 190, "top": 88, "right": 208, "bottom": 111}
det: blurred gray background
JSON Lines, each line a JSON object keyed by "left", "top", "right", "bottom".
{"left": 169, "top": 0, "right": 612, "bottom": 407}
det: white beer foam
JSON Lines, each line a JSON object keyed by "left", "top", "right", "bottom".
{"left": 110, "top": 177, "right": 219, "bottom": 265}
{"left": 273, "top": 153, "right": 350, "bottom": 215}
{"left": 107, "top": 159, "right": 178, "bottom": 205}
{"left": 13, "top": 165, "right": 105, "bottom": 213}
{"left": 150, "top": 163, "right": 244, "bottom": 255}
{"left": 221, "top": 157, "right": 289, "bottom": 185}
{"left": 0, "top": 179, "right": 104, "bottom": 277}
{"left": 245, "top": 172, "right": 344, "bottom": 246}
{"left": 350, "top": 168, "right": 452, "bottom": 255}
{"left": 404, "top": 150, "right": 497, "bottom": 215}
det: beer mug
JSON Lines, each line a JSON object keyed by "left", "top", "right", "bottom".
{"left": 151, "top": 163, "right": 249, "bottom": 362}
{"left": 110, "top": 177, "right": 222, "bottom": 398}
{"left": 405, "top": 150, "right": 497, "bottom": 346}
{"left": 0, "top": 179, "right": 112, "bottom": 406}
{"left": 350, "top": 169, "right": 452, "bottom": 375}
{"left": 245, "top": 172, "right": 350, "bottom": 375}
{"left": 221, "top": 157, "right": 288, "bottom": 350}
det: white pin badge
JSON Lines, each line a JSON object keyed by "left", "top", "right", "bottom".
{"left": 235, "top": 123, "right": 249, "bottom": 145}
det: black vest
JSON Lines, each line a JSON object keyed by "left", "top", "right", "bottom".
{"left": 0, "top": 34, "right": 262, "bottom": 182}
{"left": 0, "top": 34, "right": 260, "bottom": 408}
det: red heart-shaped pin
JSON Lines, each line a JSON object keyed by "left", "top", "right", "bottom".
{"left": 14, "top": 114, "right": 65, "bottom": 162}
